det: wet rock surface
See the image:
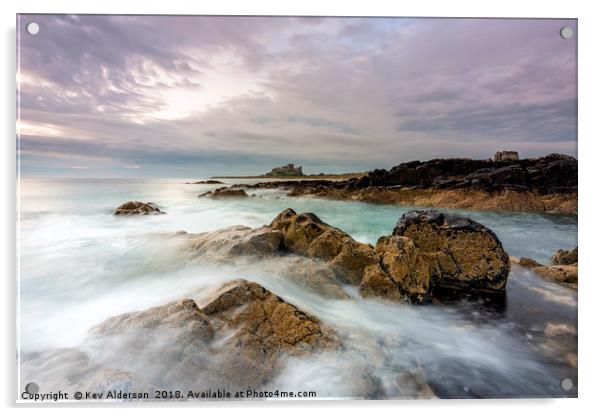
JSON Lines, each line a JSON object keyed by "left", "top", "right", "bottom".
{"left": 269, "top": 208, "right": 378, "bottom": 285}
{"left": 114, "top": 201, "right": 164, "bottom": 215}
{"left": 186, "top": 208, "right": 510, "bottom": 304}
{"left": 86, "top": 280, "right": 340, "bottom": 391}
{"left": 510, "top": 247, "right": 578, "bottom": 290}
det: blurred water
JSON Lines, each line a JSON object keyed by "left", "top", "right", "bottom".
{"left": 18, "top": 178, "right": 578, "bottom": 398}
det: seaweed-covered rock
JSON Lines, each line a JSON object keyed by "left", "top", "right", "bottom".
{"left": 392, "top": 209, "right": 509, "bottom": 293}
{"left": 114, "top": 201, "right": 163, "bottom": 215}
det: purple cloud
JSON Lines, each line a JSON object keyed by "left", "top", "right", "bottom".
{"left": 17, "top": 15, "right": 577, "bottom": 177}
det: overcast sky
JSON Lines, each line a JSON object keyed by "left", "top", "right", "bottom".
{"left": 17, "top": 15, "right": 577, "bottom": 178}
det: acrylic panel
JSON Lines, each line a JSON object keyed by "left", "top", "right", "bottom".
{"left": 16, "top": 15, "right": 577, "bottom": 402}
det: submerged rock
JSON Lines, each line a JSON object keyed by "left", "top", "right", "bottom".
{"left": 532, "top": 264, "right": 578, "bottom": 289}
{"left": 114, "top": 201, "right": 163, "bottom": 215}
{"left": 191, "top": 225, "right": 283, "bottom": 259}
{"left": 199, "top": 187, "right": 249, "bottom": 199}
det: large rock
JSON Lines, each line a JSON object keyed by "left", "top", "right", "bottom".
{"left": 269, "top": 209, "right": 378, "bottom": 284}
{"left": 187, "top": 219, "right": 352, "bottom": 299}
{"left": 391, "top": 209, "right": 509, "bottom": 294}
{"left": 88, "top": 280, "right": 339, "bottom": 391}
{"left": 361, "top": 236, "right": 432, "bottom": 303}
{"left": 114, "top": 201, "right": 163, "bottom": 215}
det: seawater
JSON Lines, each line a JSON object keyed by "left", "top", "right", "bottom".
{"left": 18, "top": 178, "right": 578, "bottom": 398}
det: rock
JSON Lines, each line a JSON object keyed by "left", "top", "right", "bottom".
{"left": 190, "top": 180, "right": 224, "bottom": 184}
{"left": 542, "top": 323, "right": 578, "bottom": 368}
{"left": 552, "top": 247, "right": 578, "bottom": 265}
{"left": 509, "top": 252, "right": 578, "bottom": 289}
{"left": 361, "top": 236, "right": 432, "bottom": 303}
{"left": 238, "top": 155, "right": 577, "bottom": 213}
{"left": 517, "top": 257, "right": 543, "bottom": 268}
{"left": 88, "top": 280, "right": 339, "bottom": 390}
{"left": 269, "top": 209, "right": 378, "bottom": 284}
{"left": 275, "top": 257, "right": 351, "bottom": 300}
{"left": 386, "top": 370, "right": 437, "bottom": 398}
{"left": 202, "top": 279, "right": 339, "bottom": 350}
{"left": 532, "top": 264, "right": 578, "bottom": 288}
{"left": 392, "top": 209, "right": 509, "bottom": 294}
{"left": 89, "top": 298, "right": 215, "bottom": 343}
{"left": 360, "top": 263, "right": 404, "bottom": 302}
{"left": 191, "top": 225, "right": 283, "bottom": 259}
{"left": 197, "top": 279, "right": 340, "bottom": 388}
{"left": 199, "top": 187, "right": 249, "bottom": 199}
{"left": 114, "top": 201, "right": 163, "bottom": 215}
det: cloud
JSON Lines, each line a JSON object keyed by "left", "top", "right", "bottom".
{"left": 17, "top": 15, "right": 577, "bottom": 177}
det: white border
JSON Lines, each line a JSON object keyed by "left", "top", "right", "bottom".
{"left": 3, "top": 0, "right": 601, "bottom": 415}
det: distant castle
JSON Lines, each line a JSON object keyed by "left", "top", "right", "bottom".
{"left": 494, "top": 150, "right": 519, "bottom": 162}
{"left": 265, "top": 163, "right": 303, "bottom": 177}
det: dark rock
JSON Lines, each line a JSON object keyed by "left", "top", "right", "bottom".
{"left": 391, "top": 209, "right": 509, "bottom": 294}
{"left": 189, "top": 180, "right": 224, "bottom": 184}
{"left": 199, "top": 187, "right": 249, "bottom": 199}
{"left": 114, "top": 201, "right": 163, "bottom": 215}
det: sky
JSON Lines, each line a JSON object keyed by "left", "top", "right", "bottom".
{"left": 17, "top": 15, "right": 577, "bottom": 178}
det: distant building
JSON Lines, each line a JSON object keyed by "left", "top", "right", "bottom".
{"left": 494, "top": 151, "right": 519, "bottom": 161}
{"left": 265, "top": 163, "right": 303, "bottom": 177}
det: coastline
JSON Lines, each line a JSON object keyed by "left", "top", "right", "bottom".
{"left": 285, "top": 185, "right": 578, "bottom": 215}
{"left": 215, "top": 154, "right": 578, "bottom": 215}
{"left": 211, "top": 173, "right": 367, "bottom": 181}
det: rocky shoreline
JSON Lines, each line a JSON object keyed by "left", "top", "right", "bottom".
{"left": 223, "top": 154, "right": 577, "bottom": 214}
{"left": 26, "top": 201, "right": 577, "bottom": 399}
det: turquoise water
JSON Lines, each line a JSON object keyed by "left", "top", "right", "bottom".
{"left": 18, "top": 178, "right": 578, "bottom": 398}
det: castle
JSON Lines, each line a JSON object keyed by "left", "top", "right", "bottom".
{"left": 494, "top": 150, "right": 519, "bottom": 162}
{"left": 265, "top": 163, "right": 303, "bottom": 177}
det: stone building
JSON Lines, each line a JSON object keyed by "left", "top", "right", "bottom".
{"left": 494, "top": 151, "right": 519, "bottom": 162}
{"left": 266, "top": 164, "right": 303, "bottom": 176}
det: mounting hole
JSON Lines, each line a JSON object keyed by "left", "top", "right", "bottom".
{"left": 25, "top": 382, "right": 39, "bottom": 394}
{"left": 560, "top": 26, "right": 573, "bottom": 39}
{"left": 560, "top": 378, "right": 574, "bottom": 391}
{"left": 26, "top": 22, "right": 40, "bottom": 35}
